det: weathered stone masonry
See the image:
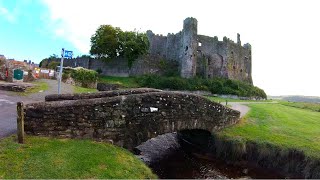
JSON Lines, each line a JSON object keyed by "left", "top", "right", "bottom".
{"left": 24, "top": 89, "right": 240, "bottom": 150}
{"left": 46, "top": 17, "right": 252, "bottom": 84}
{"left": 146, "top": 17, "right": 253, "bottom": 83}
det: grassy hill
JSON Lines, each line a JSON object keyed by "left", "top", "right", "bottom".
{"left": 219, "top": 103, "right": 320, "bottom": 158}
{"left": 99, "top": 75, "right": 267, "bottom": 99}
{"left": 0, "top": 136, "right": 157, "bottom": 179}
{"left": 269, "top": 95, "right": 320, "bottom": 103}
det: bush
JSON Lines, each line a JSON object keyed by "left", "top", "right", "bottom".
{"left": 62, "top": 73, "right": 70, "bottom": 81}
{"left": 68, "top": 68, "right": 98, "bottom": 88}
{"left": 135, "top": 75, "right": 267, "bottom": 99}
{"left": 96, "top": 68, "right": 102, "bottom": 75}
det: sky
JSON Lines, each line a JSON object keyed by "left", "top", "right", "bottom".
{"left": 0, "top": 0, "right": 319, "bottom": 96}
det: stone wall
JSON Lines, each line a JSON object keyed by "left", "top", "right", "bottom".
{"left": 0, "top": 66, "right": 6, "bottom": 80}
{"left": 47, "top": 55, "right": 177, "bottom": 77}
{"left": 45, "top": 88, "right": 162, "bottom": 101}
{"left": 0, "top": 82, "right": 33, "bottom": 92}
{"left": 24, "top": 89, "right": 240, "bottom": 150}
{"left": 144, "top": 17, "right": 253, "bottom": 84}
{"left": 43, "top": 18, "right": 253, "bottom": 84}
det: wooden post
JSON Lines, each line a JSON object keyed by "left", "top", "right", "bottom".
{"left": 17, "top": 102, "right": 25, "bottom": 144}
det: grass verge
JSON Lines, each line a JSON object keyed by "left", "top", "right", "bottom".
{"left": 219, "top": 103, "right": 320, "bottom": 158}
{"left": 0, "top": 136, "right": 157, "bottom": 179}
{"left": 13, "top": 80, "right": 49, "bottom": 96}
{"left": 99, "top": 76, "right": 139, "bottom": 88}
{"left": 207, "top": 96, "right": 272, "bottom": 103}
{"left": 73, "top": 86, "right": 98, "bottom": 93}
{"left": 279, "top": 101, "right": 320, "bottom": 112}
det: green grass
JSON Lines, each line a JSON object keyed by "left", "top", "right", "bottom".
{"left": 219, "top": 103, "right": 320, "bottom": 158}
{"left": 13, "top": 80, "right": 49, "bottom": 96}
{"left": 279, "top": 101, "right": 320, "bottom": 112}
{"left": 0, "top": 136, "right": 157, "bottom": 179}
{"left": 207, "top": 96, "right": 272, "bottom": 103}
{"left": 99, "top": 76, "right": 139, "bottom": 88}
{"left": 73, "top": 86, "right": 98, "bottom": 93}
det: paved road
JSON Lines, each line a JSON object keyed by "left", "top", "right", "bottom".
{"left": 0, "top": 91, "right": 27, "bottom": 138}
{"left": 0, "top": 79, "right": 74, "bottom": 139}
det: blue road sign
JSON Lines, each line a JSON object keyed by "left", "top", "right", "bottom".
{"left": 64, "top": 50, "right": 73, "bottom": 58}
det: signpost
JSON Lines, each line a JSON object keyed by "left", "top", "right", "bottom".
{"left": 58, "top": 48, "right": 73, "bottom": 94}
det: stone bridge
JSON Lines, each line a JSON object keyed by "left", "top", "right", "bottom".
{"left": 23, "top": 88, "right": 240, "bottom": 150}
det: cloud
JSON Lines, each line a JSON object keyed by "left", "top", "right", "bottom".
{"left": 0, "top": 6, "right": 16, "bottom": 23}
{"left": 40, "top": 0, "right": 200, "bottom": 54}
{"left": 41, "top": 0, "right": 320, "bottom": 96}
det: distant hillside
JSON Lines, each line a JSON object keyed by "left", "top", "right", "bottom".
{"left": 269, "top": 95, "right": 320, "bottom": 103}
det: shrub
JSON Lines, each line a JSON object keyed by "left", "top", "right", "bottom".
{"left": 135, "top": 75, "right": 267, "bottom": 99}
{"left": 96, "top": 68, "right": 102, "bottom": 74}
{"left": 62, "top": 73, "right": 70, "bottom": 81}
{"left": 70, "top": 68, "right": 98, "bottom": 88}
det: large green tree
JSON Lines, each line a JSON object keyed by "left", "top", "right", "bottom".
{"left": 39, "top": 54, "right": 59, "bottom": 68}
{"left": 90, "top": 25, "right": 149, "bottom": 67}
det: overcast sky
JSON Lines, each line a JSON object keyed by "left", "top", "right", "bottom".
{"left": 0, "top": 0, "right": 319, "bottom": 96}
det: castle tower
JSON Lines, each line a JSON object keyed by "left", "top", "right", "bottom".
{"left": 237, "top": 33, "right": 241, "bottom": 45}
{"left": 180, "top": 17, "right": 198, "bottom": 78}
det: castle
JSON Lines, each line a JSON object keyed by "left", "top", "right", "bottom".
{"left": 46, "top": 18, "right": 253, "bottom": 85}
{"left": 146, "top": 17, "right": 252, "bottom": 84}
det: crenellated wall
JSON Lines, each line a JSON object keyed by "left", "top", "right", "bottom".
{"left": 44, "top": 18, "right": 253, "bottom": 84}
{"left": 144, "top": 17, "right": 253, "bottom": 84}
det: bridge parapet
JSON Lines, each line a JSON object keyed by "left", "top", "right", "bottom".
{"left": 24, "top": 89, "right": 240, "bottom": 150}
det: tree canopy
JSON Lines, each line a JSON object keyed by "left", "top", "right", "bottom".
{"left": 39, "top": 54, "right": 59, "bottom": 68}
{"left": 90, "top": 25, "right": 149, "bottom": 67}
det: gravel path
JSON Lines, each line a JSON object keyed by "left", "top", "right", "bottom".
{"left": 229, "top": 102, "right": 250, "bottom": 118}
{"left": 228, "top": 101, "right": 278, "bottom": 118}
{"left": 28, "top": 79, "right": 74, "bottom": 102}
{"left": 0, "top": 79, "right": 74, "bottom": 138}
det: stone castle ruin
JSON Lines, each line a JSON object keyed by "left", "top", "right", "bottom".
{"left": 46, "top": 17, "right": 253, "bottom": 84}
{"left": 147, "top": 17, "right": 252, "bottom": 84}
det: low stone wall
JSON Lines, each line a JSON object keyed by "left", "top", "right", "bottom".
{"left": 0, "top": 82, "right": 33, "bottom": 92}
{"left": 97, "top": 83, "right": 121, "bottom": 91}
{"left": 45, "top": 88, "right": 162, "bottom": 101}
{"left": 24, "top": 90, "right": 240, "bottom": 150}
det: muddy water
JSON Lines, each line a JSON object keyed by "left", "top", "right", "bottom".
{"left": 148, "top": 130, "right": 285, "bottom": 179}
{"left": 150, "top": 147, "right": 285, "bottom": 179}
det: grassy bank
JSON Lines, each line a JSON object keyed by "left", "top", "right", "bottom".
{"left": 207, "top": 96, "right": 272, "bottom": 103}
{"left": 99, "top": 76, "right": 139, "bottom": 88}
{"left": 13, "top": 80, "right": 49, "bottom": 96}
{"left": 0, "top": 136, "right": 157, "bottom": 179}
{"left": 279, "top": 101, "right": 320, "bottom": 112}
{"left": 73, "top": 86, "right": 98, "bottom": 93}
{"left": 219, "top": 103, "right": 320, "bottom": 158}
{"left": 98, "top": 75, "right": 267, "bottom": 99}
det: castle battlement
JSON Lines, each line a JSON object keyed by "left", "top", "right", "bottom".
{"left": 146, "top": 17, "right": 252, "bottom": 84}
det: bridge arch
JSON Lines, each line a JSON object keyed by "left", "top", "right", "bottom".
{"left": 24, "top": 89, "right": 240, "bottom": 150}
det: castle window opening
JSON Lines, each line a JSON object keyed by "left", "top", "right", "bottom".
{"left": 233, "top": 66, "right": 236, "bottom": 70}
{"left": 240, "top": 69, "right": 243, "bottom": 72}
{"left": 198, "top": 42, "right": 202, "bottom": 47}
{"left": 185, "top": 46, "right": 188, "bottom": 51}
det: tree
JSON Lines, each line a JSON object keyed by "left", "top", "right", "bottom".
{"left": 48, "top": 61, "right": 60, "bottom": 70}
{"left": 39, "top": 54, "right": 59, "bottom": 68}
{"left": 90, "top": 25, "right": 149, "bottom": 67}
